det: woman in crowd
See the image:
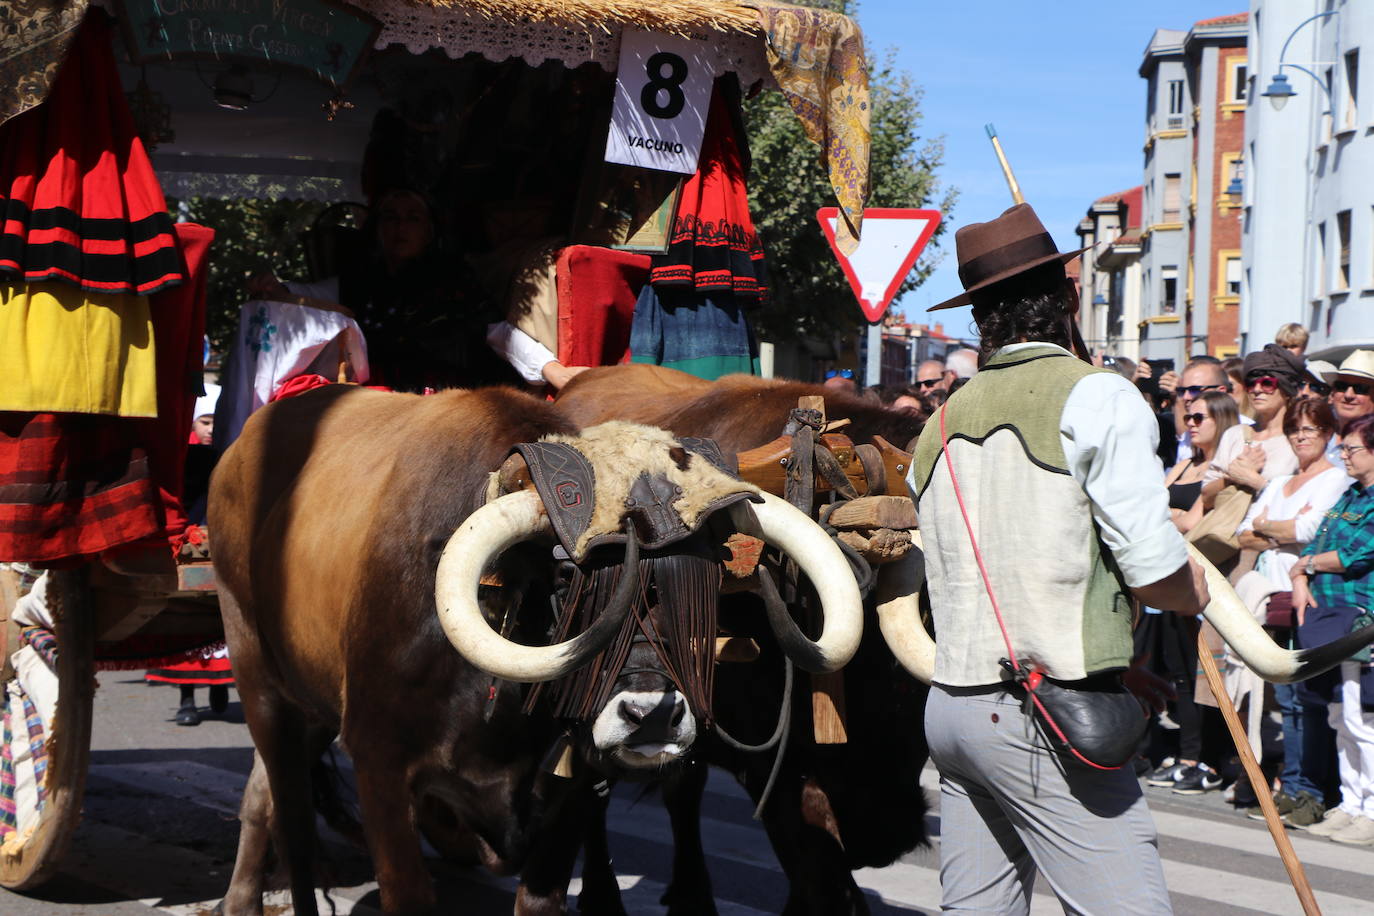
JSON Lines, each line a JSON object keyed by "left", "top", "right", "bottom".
{"left": 1291, "top": 413, "right": 1374, "bottom": 845}
{"left": 1235, "top": 398, "right": 1350, "bottom": 825}
{"left": 1222, "top": 356, "right": 1254, "bottom": 419}
{"left": 1202, "top": 345, "right": 1305, "bottom": 509}
{"left": 1143, "top": 390, "right": 1239, "bottom": 793}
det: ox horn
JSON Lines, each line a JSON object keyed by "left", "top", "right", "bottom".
{"left": 1190, "top": 544, "right": 1374, "bottom": 683}
{"left": 434, "top": 489, "right": 640, "bottom": 683}
{"left": 873, "top": 533, "right": 935, "bottom": 684}
{"left": 730, "top": 493, "right": 863, "bottom": 673}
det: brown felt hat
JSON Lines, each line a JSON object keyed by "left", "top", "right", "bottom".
{"left": 929, "top": 203, "right": 1090, "bottom": 311}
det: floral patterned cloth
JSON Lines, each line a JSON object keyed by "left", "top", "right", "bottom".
{"left": 0, "top": 0, "right": 90, "bottom": 128}
{"left": 747, "top": 0, "right": 870, "bottom": 254}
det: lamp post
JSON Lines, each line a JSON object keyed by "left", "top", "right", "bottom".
{"left": 1260, "top": 10, "right": 1338, "bottom": 112}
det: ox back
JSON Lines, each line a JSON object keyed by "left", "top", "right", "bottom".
{"left": 556, "top": 365, "right": 931, "bottom": 914}
{"left": 210, "top": 385, "right": 597, "bottom": 915}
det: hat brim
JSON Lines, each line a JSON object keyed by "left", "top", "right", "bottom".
{"left": 927, "top": 245, "right": 1091, "bottom": 312}
{"left": 1334, "top": 368, "right": 1374, "bottom": 383}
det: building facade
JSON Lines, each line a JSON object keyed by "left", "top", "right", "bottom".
{"left": 1243, "top": 0, "right": 1374, "bottom": 361}
{"left": 1076, "top": 187, "right": 1143, "bottom": 360}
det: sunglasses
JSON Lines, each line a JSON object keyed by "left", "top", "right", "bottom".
{"left": 1180, "top": 384, "right": 1225, "bottom": 398}
{"left": 915, "top": 378, "right": 942, "bottom": 389}
{"left": 825, "top": 369, "right": 855, "bottom": 380}
{"left": 1332, "top": 380, "right": 1372, "bottom": 396}
{"left": 1245, "top": 375, "right": 1280, "bottom": 393}
{"left": 1300, "top": 381, "right": 1332, "bottom": 397}
{"left": 1183, "top": 412, "right": 1211, "bottom": 425}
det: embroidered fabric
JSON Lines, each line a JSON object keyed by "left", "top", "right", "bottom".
{"left": 350, "top": 0, "right": 774, "bottom": 87}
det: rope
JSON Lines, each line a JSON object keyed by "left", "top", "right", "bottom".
{"left": 939, "top": 408, "right": 1118, "bottom": 772}
{"left": 712, "top": 654, "right": 794, "bottom": 820}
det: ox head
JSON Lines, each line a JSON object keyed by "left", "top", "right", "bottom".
{"left": 875, "top": 537, "right": 1374, "bottom": 687}
{"left": 433, "top": 423, "right": 864, "bottom": 774}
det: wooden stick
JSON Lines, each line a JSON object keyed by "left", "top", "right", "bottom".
{"left": 1195, "top": 630, "right": 1321, "bottom": 916}
{"left": 985, "top": 124, "right": 1024, "bottom": 205}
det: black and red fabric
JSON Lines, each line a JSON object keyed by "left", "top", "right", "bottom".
{"left": 0, "top": 12, "right": 183, "bottom": 296}
{"left": 649, "top": 86, "right": 768, "bottom": 302}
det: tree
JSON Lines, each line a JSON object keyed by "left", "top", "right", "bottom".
{"left": 744, "top": 1, "right": 956, "bottom": 342}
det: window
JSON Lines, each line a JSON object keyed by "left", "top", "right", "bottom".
{"left": 1344, "top": 50, "right": 1360, "bottom": 129}
{"left": 1162, "top": 266, "right": 1178, "bottom": 314}
{"left": 1162, "top": 174, "right": 1181, "bottom": 222}
{"left": 1316, "top": 222, "right": 1327, "bottom": 297}
{"left": 1337, "top": 209, "right": 1352, "bottom": 289}
{"left": 1322, "top": 67, "right": 1335, "bottom": 140}
{"left": 1225, "top": 258, "right": 1241, "bottom": 297}
{"left": 1232, "top": 63, "right": 1248, "bottom": 102}
{"left": 1168, "top": 80, "right": 1184, "bottom": 115}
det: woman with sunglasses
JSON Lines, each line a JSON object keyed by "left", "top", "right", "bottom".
{"left": 1166, "top": 391, "right": 1239, "bottom": 532}
{"left": 1289, "top": 414, "right": 1374, "bottom": 844}
{"left": 1201, "top": 345, "right": 1306, "bottom": 509}
{"left": 1234, "top": 398, "right": 1351, "bottom": 826}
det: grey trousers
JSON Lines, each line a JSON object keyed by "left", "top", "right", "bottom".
{"left": 926, "top": 685, "right": 1171, "bottom": 915}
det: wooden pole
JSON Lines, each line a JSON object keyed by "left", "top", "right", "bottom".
{"left": 1195, "top": 630, "right": 1322, "bottom": 916}
{"left": 985, "top": 124, "right": 1024, "bottom": 205}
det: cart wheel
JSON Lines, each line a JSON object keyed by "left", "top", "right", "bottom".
{"left": 0, "top": 568, "right": 95, "bottom": 890}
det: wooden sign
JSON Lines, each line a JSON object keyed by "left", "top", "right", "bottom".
{"left": 118, "top": 0, "right": 380, "bottom": 91}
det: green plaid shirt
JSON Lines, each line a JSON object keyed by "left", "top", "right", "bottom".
{"left": 1303, "top": 482, "right": 1374, "bottom": 609}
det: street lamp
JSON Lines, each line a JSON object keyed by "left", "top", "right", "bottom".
{"left": 1260, "top": 10, "right": 1338, "bottom": 112}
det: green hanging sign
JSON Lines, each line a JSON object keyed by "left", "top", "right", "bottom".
{"left": 118, "top": 0, "right": 381, "bottom": 91}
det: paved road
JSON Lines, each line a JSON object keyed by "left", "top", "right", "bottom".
{"left": 1, "top": 672, "right": 1370, "bottom": 915}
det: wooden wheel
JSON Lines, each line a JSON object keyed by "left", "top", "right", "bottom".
{"left": 0, "top": 567, "right": 95, "bottom": 890}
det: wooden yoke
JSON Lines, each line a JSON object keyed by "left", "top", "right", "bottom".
{"left": 735, "top": 434, "right": 912, "bottom": 500}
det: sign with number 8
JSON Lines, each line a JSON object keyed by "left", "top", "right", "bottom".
{"left": 606, "top": 30, "right": 714, "bottom": 175}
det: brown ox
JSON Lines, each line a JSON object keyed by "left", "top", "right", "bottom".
{"left": 209, "top": 383, "right": 862, "bottom": 915}
{"left": 557, "top": 365, "right": 930, "bottom": 915}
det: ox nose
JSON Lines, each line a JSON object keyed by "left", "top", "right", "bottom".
{"left": 619, "top": 695, "right": 687, "bottom": 740}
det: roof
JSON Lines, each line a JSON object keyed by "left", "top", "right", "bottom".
{"left": 1090, "top": 185, "right": 1143, "bottom": 229}
{"left": 401, "top": 0, "right": 760, "bottom": 35}
{"left": 1194, "top": 12, "right": 1248, "bottom": 29}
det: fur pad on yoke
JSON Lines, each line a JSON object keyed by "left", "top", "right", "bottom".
{"left": 533, "top": 421, "right": 760, "bottom": 560}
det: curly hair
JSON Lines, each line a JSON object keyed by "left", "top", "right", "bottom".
{"left": 969, "top": 262, "right": 1075, "bottom": 358}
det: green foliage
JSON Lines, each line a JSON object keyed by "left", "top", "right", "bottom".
{"left": 173, "top": 198, "right": 325, "bottom": 352}
{"left": 745, "top": 4, "right": 956, "bottom": 342}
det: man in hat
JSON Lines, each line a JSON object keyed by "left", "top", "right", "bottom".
{"left": 906, "top": 204, "right": 1210, "bottom": 913}
{"left": 1328, "top": 350, "right": 1374, "bottom": 431}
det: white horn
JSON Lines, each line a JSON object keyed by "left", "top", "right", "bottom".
{"left": 874, "top": 533, "right": 935, "bottom": 684}
{"left": 435, "top": 489, "right": 633, "bottom": 682}
{"left": 1191, "top": 544, "right": 1374, "bottom": 683}
{"left": 730, "top": 493, "right": 863, "bottom": 672}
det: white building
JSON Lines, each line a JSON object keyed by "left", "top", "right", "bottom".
{"left": 1243, "top": 0, "right": 1374, "bottom": 360}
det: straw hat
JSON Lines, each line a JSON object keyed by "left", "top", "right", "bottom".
{"left": 1332, "top": 350, "right": 1374, "bottom": 382}
{"left": 1305, "top": 359, "right": 1339, "bottom": 384}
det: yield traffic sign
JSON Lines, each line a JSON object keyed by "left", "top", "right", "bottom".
{"left": 818, "top": 207, "right": 942, "bottom": 323}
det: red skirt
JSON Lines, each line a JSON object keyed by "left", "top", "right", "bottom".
{"left": 146, "top": 644, "right": 233, "bottom": 686}
{"left": 0, "top": 12, "right": 183, "bottom": 296}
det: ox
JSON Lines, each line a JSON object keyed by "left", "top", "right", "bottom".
{"left": 208, "top": 384, "right": 864, "bottom": 915}
{"left": 556, "top": 365, "right": 930, "bottom": 915}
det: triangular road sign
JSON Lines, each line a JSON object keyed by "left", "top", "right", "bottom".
{"left": 818, "top": 207, "right": 942, "bottom": 323}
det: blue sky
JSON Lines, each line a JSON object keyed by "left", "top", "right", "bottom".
{"left": 849, "top": 1, "right": 1241, "bottom": 339}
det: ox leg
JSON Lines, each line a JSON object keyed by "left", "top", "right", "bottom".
{"left": 660, "top": 758, "right": 717, "bottom": 916}
{"left": 350, "top": 748, "right": 437, "bottom": 914}
{"left": 220, "top": 752, "right": 274, "bottom": 916}
{"left": 575, "top": 780, "right": 627, "bottom": 916}
{"left": 516, "top": 774, "right": 594, "bottom": 916}
{"left": 750, "top": 769, "right": 868, "bottom": 916}
{"left": 245, "top": 697, "right": 324, "bottom": 916}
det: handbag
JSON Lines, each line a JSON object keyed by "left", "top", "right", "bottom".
{"left": 1186, "top": 426, "right": 1255, "bottom": 565}
{"left": 939, "top": 409, "right": 1145, "bottom": 770}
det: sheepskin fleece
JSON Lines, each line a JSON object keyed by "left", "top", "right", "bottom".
{"left": 542, "top": 421, "right": 759, "bottom": 558}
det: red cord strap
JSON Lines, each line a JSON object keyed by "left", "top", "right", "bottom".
{"left": 938, "top": 407, "right": 1117, "bottom": 771}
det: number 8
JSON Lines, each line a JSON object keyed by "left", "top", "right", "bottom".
{"left": 641, "top": 52, "right": 688, "bottom": 120}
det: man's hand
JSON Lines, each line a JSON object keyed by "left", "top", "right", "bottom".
{"left": 1132, "top": 557, "right": 1211, "bottom": 616}
{"left": 1158, "top": 370, "right": 1178, "bottom": 395}
{"left": 541, "top": 361, "right": 590, "bottom": 391}
{"left": 1133, "top": 361, "right": 1153, "bottom": 384}
{"left": 1123, "top": 656, "right": 1177, "bottom": 715}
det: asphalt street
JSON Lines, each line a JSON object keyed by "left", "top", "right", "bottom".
{"left": 0, "top": 672, "right": 1369, "bottom": 915}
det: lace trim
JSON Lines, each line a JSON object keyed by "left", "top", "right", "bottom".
{"left": 353, "top": 0, "right": 774, "bottom": 87}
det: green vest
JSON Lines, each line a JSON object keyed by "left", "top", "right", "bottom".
{"left": 910, "top": 344, "right": 1133, "bottom": 686}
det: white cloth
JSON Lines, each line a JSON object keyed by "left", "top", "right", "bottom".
{"left": 1237, "top": 466, "right": 1352, "bottom": 588}
{"left": 215, "top": 298, "right": 370, "bottom": 452}
{"left": 1006, "top": 344, "right": 1186, "bottom": 588}
{"left": 1204, "top": 424, "right": 1298, "bottom": 485}
{"left": 1225, "top": 571, "right": 1282, "bottom": 759}
{"left": 1330, "top": 663, "right": 1374, "bottom": 818}
{"left": 193, "top": 382, "right": 220, "bottom": 421}
{"left": 485, "top": 321, "right": 556, "bottom": 384}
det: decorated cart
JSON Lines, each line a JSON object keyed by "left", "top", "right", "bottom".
{"left": 0, "top": 0, "right": 877, "bottom": 891}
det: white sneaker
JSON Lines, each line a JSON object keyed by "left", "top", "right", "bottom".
{"left": 1307, "top": 808, "right": 1356, "bottom": 837}
{"left": 1330, "top": 815, "right": 1374, "bottom": 846}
